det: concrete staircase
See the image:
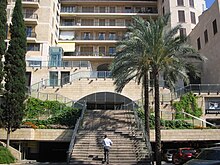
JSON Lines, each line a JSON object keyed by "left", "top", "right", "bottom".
{"left": 69, "top": 109, "right": 151, "bottom": 165}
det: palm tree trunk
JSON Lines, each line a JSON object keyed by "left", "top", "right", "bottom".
{"left": 154, "top": 71, "right": 161, "bottom": 165}
{"left": 144, "top": 73, "right": 150, "bottom": 141}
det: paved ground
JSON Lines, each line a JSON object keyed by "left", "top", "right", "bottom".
{"left": 9, "top": 161, "right": 174, "bottom": 165}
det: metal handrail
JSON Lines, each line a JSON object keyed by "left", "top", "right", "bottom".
{"left": 123, "top": 101, "right": 153, "bottom": 164}
{"left": 67, "top": 101, "right": 87, "bottom": 164}
{"left": 30, "top": 71, "right": 112, "bottom": 91}
{"left": 182, "top": 111, "right": 216, "bottom": 128}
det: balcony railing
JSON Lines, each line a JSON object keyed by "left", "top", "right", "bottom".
{"left": 22, "top": 0, "right": 40, "bottom": 2}
{"left": 75, "top": 36, "right": 122, "bottom": 41}
{"left": 26, "top": 32, "right": 37, "bottom": 38}
{"left": 60, "top": 0, "right": 157, "bottom": 2}
{"left": 60, "top": 7, "right": 158, "bottom": 14}
{"left": 23, "top": 13, "right": 38, "bottom": 19}
{"left": 71, "top": 51, "right": 116, "bottom": 56}
{"left": 60, "top": 21, "right": 127, "bottom": 26}
{"left": 26, "top": 60, "right": 91, "bottom": 68}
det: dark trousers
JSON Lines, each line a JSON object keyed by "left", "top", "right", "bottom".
{"left": 104, "top": 147, "right": 110, "bottom": 163}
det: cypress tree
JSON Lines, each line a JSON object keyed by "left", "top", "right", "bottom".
{"left": 1, "top": 0, "right": 27, "bottom": 148}
{"left": 0, "top": 0, "right": 7, "bottom": 90}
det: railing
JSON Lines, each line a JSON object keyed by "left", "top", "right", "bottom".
{"left": 69, "top": 51, "right": 116, "bottom": 56}
{"left": 122, "top": 101, "right": 153, "bottom": 164}
{"left": 23, "top": 13, "right": 38, "bottom": 19}
{"left": 61, "top": 0, "right": 157, "bottom": 1}
{"left": 26, "top": 60, "right": 91, "bottom": 68}
{"left": 26, "top": 32, "right": 37, "bottom": 38}
{"left": 30, "top": 71, "right": 112, "bottom": 91}
{"left": 60, "top": 21, "right": 128, "bottom": 27}
{"left": 22, "top": 0, "right": 40, "bottom": 2}
{"left": 66, "top": 102, "right": 87, "bottom": 164}
{"left": 182, "top": 111, "right": 216, "bottom": 128}
{"left": 73, "top": 36, "right": 122, "bottom": 41}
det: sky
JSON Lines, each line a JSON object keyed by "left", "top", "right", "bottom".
{"left": 206, "top": 0, "right": 215, "bottom": 8}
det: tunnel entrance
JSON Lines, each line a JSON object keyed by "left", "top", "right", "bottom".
{"left": 76, "top": 92, "right": 133, "bottom": 110}
{"left": 86, "top": 102, "right": 124, "bottom": 110}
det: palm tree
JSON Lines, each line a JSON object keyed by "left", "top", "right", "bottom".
{"left": 111, "top": 14, "right": 205, "bottom": 165}
{"left": 110, "top": 17, "right": 152, "bottom": 141}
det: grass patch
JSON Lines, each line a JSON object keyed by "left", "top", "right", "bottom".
{"left": 0, "top": 146, "right": 16, "bottom": 164}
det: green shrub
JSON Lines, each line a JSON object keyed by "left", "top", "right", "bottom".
{"left": 23, "top": 97, "right": 82, "bottom": 129}
{"left": 172, "top": 92, "right": 202, "bottom": 119}
{"left": 136, "top": 108, "right": 193, "bottom": 129}
{"left": 0, "top": 146, "right": 16, "bottom": 164}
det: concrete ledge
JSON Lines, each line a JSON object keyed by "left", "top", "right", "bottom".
{"left": 1, "top": 128, "right": 220, "bottom": 142}
{"left": 0, "top": 128, "right": 73, "bottom": 142}
{"left": 150, "top": 129, "right": 220, "bottom": 142}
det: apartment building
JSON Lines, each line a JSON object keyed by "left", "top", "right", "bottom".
{"left": 159, "top": 0, "right": 206, "bottom": 37}
{"left": 5, "top": 0, "right": 209, "bottom": 106}
{"left": 188, "top": 0, "right": 220, "bottom": 84}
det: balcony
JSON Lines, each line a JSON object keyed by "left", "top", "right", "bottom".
{"left": 62, "top": 51, "right": 115, "bottom": 62}
{"left": 22, "top": 0, "right": 40, "bottom": 8}
{"left": 26, "top": 32, "right": 37, "bottom": 42}
{"left": 23, "top": 13, "right": 38, "bottom": 24}
{"left": 60, "top": 6, "right": 158, "bottom": 17}
{"left": 60, "top": 0, "right": 157, "bottom": 2}
{"left": 59, "top": 21, "right": 128, "bottom": 30}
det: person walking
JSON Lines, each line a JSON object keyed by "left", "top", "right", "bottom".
{"left": 102, "top": 134, "right": 113, "bottom": 164}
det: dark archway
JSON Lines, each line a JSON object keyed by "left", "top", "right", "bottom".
{"left": 97, "top": 63, "right": 109, "bottom": 71}
{"left": 76, "top": 92, "right": 133, "bottom": 110}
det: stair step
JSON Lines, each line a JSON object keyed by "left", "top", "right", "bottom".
{"left": 69, "top": 109, "right": 151, "bottom": 164}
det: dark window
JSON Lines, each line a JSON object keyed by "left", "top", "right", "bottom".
{"left": 27, "top": 43, "right": 40, "bottom": 51}
{"left": 189, "top": 0, "right": 194, "bottom": 8}
{"left": 213, "top": 19, "right": 218, "bottom": 35}
{"left": 162, "top": 7, "right": 165, "bottom": 15}
{"left": 197, "top": 37, "right": 201, "bottom": 50}
{"left": 179, "top": 28, "right": 186, "bottom": 37}
{"left": 177, "top": 0, "right": 184, "bottom": 6}
{"left": 178, "top": 10, "right": 185, "bottom": 22}
{"left": 204, "top": 30, "right": 208, "bottom": 43}
{"left": 190, "top": 12, "right": 196, "bottom": 24}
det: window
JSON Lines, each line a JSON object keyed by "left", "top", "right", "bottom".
{"left": 125, "top": 7, "right": 132, "bottom": 13}
{"left": 99, "top": 47, "right": 106, "bottom": 55}
{"left": 190, "top": 12, "right": 196, "bottom": 24}
{"left": 189, "top": 0, "right": 194, "bottom": 8}
{"left": 179, "top": 28, "right": 186, "bottom": 38}
{"left": 177, "top": 0, "right": 184, "bottom": 6}
{"left": 109, "top": 7, "right": 115, "bottom": 13}
{"left": 109, "top": 19, "right": 115, "bottom": 26}
{"left": 109, "top": 32, "right": 116, "bottom": 40}
{"left": 28, "top": 61, "right": 41, "bottom": 67}
{"left": 109, "top": 47, "right": 116, "bottom": 56}
{"left": 83, "top": 32, "right": 91, "bottom": 40}
{"left": 82, "top": 7, "right": 94, "bottom": 13}
{"left": 99, "top": 7, "right": 106, "bottom": 13}
{"left": 213, "top": 19, "right": 218, "bottom": 35}
{"left": 99, "top": 19, "right": 105, "bottom": 26}
{"left": 197, "top": 37, "right": 201, "bottom": 50}
{"left": 26, "top": 26, "right": 33, "bottom": 37}
{"left": 204, "top": 30, "right": 208, "bottom": 43}
{"left": 27, "top": 43, "right": 40, "bottom": 51}
{"left": 98, "top": 32, "right": 105, "bottom": 40}
{"left": 162, "top": 7, "right": 165, "bottom": 15}
{"left": 49, "top": 71, "right": 58, "bottom": 86}
{"left": 178, "top": 10, "right": 185, "bottom": 22}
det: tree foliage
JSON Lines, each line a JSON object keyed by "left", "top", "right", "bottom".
{"left": 1, "top": 0, "right": 27, "bottom": 147}
{"left": 111, "top": 14, "right": 204, "bottom": 165}
{"left": 110, "top": 16, "right": 151, "bottom": 140}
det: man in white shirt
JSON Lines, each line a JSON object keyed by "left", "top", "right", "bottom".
{"left": 102, "top": 134, "right": 113, "bottom": 164}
